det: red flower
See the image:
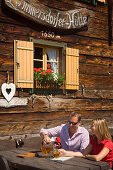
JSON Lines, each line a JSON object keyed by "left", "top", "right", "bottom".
{"left": 34, "top": 68, "right": 38, "bottom": 72}
{"left": 46, "top": 69, "right": 52, "bottom": 74}
{"left": 41, "top": 72, "right": 45, "bottom": 75}
{"left": 37, "top": 68, "right": 43, "bottom": 72}
{"left": 34, "top": 68, "right": 43, "bottom": 72}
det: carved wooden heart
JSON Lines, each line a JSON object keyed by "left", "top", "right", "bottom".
{"left": 1, "top": 83, "right": 16, "bottom": 102}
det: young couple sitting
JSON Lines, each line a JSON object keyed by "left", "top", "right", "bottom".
{"left": 40, "top": 112, "right": 113, "bottom": 169}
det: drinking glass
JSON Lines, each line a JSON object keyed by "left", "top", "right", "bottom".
{"left": 52, "top": 148, "right": 60, "bottom": 158}
{"left": 41, "top": 143, "right": 53, "bottom": 155}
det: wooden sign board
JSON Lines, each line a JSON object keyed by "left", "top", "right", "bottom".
{"left": 4, "top": 0, "right": 89, "bottom": 30}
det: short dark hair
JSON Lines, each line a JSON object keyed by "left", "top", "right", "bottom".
{"left": 69, "top": 112, "right": 81, "bottom": 122}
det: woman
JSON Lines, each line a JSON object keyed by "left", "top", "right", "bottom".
{"left": 59, "top": 119, "right": 113, "bottom": 169}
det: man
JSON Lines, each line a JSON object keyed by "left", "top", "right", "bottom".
{"left": 40, "top": 112, "right": 89, "bottom": 152}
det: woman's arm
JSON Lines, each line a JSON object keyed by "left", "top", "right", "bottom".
{"left": 85, "top": 147, "right": 110, "bottom": 161}
{"left": 59, "top": 144, "right": 92, "bottom": 157}
{"left": 59, "top": 149, "right": 83, "bottom": 157}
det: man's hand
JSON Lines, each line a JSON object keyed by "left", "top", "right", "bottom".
{"left": 41, "top": 133, "right": 51, "bottom": 144}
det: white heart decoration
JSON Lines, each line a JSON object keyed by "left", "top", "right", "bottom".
{"left": 1, "top": 83, "right": 16, "bottom": 102}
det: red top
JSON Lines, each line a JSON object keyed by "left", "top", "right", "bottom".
{"left": 90, "top": 135, "right": 113, "bottom": 168}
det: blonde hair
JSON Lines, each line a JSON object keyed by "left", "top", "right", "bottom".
{"left": 93, "top": 119, "right": 112, "bottom": 141}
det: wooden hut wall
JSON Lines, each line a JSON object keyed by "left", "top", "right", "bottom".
{"left": 0, "top": 0, "right": 113, "bottom": 136}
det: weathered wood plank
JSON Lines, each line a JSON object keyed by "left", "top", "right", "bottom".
{"left": 0, "top": 72, "right": 14, "bottom": 92}
{"left": 72, "top": 44, "right": 113, "bottom": 58}
{"left": 0, "top": 103, "right": 113, "bottom": 122}
{"left": 77, "top": 27, "right": 108, "bottom": 39}
{"left": 0, "top": 121, "right": 45, "bottom": 135}
{"left": 0, "top": 55, "right": 13, "bottom": 71}
{"left": 37, "top": 0, "right": 108, "bottom": 13}
{"left": 79, "top": 90, "right": 113, "bottom": 99}
{"left": 80, "top": 74, "right": 113, "bottom": 90}
{"left": 0, "top": 109, "right": 113, "bottom": 135}
{"left": 1, "top": 97, "right": 113, "bottom": 113}
{"left": 0, "top": 43, "right": 13, "bottom": 54}
{"left": 0, "top": 13, "right": 26, "bottom": 26}
{"left": 89, "top": 19, "right": 108, "bottom": 30}
{"left": 0, "top": 113, "right": 111, "bottom": 135}
{"left": 0, "top": 0, "right": 108, "bottom": 13}
{"left": 61, "top": 35, "right": 111, "bottom": 48}
{"left": 79, "top": 55, "right": 113, "bottom": 66}
{"left": 80, "top": 63, "right": 113, "bottom": 76}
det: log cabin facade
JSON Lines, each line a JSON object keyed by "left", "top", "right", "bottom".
{"left": 0, "top": 0, "right": 113, "bottom": 137}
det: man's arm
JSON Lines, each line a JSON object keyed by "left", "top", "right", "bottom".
{"left": 40, "top": 125, "right": 62, "bottom": 143}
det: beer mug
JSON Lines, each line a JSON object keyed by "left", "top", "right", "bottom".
{"left": 52, "top": 148, "right": 60, "bottom": 158}
{"left": 41, "top": 142, "right": 53, "bottom": 155}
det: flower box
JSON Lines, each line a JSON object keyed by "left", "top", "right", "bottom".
{"left": 34, "top": 67, "right": 65, "bottom": 89}
{"left": 34, "top": 80, "right": 65, "bottom": 89}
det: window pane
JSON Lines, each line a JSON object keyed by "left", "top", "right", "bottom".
{"left": 47, "top": 48, "right": 57, "bottom": 61}
{"left": 34, "top": 61, "right": 43, "bottom": 68}
{"left": 34, "top": 47, "right": 43, "bottom": 60}
{"left": 47, "top": 48, "right": 58, "bottom": 73}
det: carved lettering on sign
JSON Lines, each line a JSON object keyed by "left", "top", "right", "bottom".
{"left": 41, "top": 31, "right": 61, "bottom": 39}
{"left": 4, "top": 0, "right": 89, "bottom": 30}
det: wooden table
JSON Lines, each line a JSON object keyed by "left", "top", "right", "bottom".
{"left": 0, "top": 148, "right": 110, "bottom": 170}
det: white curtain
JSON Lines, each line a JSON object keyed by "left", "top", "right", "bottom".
{"left": 47, "top": 48, "right": 57, "bottom": 73}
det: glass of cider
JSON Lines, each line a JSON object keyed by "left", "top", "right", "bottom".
{"left": 53, "top": 148, "right": 60, "bottom": 158}
{"left": 41, "top": 143, "right": 53, "bottom": 155}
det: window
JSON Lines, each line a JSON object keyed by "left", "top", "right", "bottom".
{"left": 14, "top": 40, "right": 79, "bottom": 90}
